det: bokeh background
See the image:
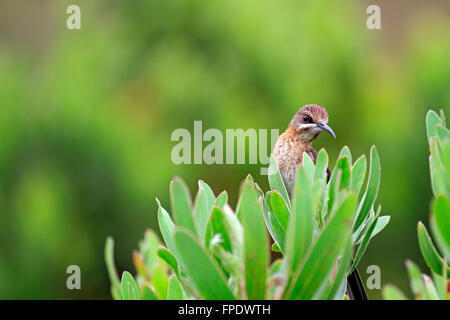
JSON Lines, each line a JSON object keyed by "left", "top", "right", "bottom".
{"left": 0, "top": 0, "right": 449, "bottom": 299}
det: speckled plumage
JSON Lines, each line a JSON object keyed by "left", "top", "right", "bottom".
{"left": 272, "top": 104, "right": 332, "bottom": 195}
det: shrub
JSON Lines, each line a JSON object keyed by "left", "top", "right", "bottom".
{"left": 105, "top": 143, "right": 388, "bottom": 300}
{"left": 383, "top": 110, "right": 450, "bottom": 300}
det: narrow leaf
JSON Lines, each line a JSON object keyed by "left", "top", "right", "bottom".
{"left": 121, "top": 271, "right": 140, "bottom": 300}
{"left": 270, "top": 190, "right": 290, "bottom": 230}
{"left": 193, "top": 180, "right": 215, "bottom": 240}
{"left": 417, "top": 222, "right": 450, "bottom": 277}
{"left": 105, "top": 237, "right": 121, "bottom": 291}
{"left": 268, "top": 156, "right": 291, "bottom": 207}
{"left": 238, "top": 181, "right": 269, "bottom": 299}
{"left": 284, "top": 193, "right": 357, "bottom": 300}
{"left": 351, "top": 155, "right": 367, "bottom": 197}
{"left": 167, "top": 276, "right": 184, "bottom": 300}
{"left": 157, "top": 247, "right": 180, "bottom": 277}
{"left": 354, "top": 146, "right": 381, "bottom": 231}
{"left": 174, "top": 229, "right": 235, "bottom": 300}
{"left": 170, "top": 177, "right": 196, "bottom": 233}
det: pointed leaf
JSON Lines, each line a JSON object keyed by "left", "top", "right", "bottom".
{"left": 121, "top": 271, "right": 140, "bottom": 300}
{"left": 351, "top": 155, "right": 367, "bottom": 197}
{"left": 285, "top": 167, "right": 315, "bottom": 276}
{"left": 105, "top": 237, "right": 121, "bottom": 292}
{"left": 268, "top": 156, "right": 291, "bottom": 207}
{"left": 426, "top": 110, "right": 443, "bottom": 143}
{"left": 174, "top": 229, "right": 235, "bottom": 300}
{"left": 417, "top": 222, "right": 450, "bottom": 277}
{"left": 193, "top": 180, "right": 215, "bottom": 240}
{"left": 326, "top": 241, "right": 352, "bottom": 300}
{"left": 170, "top": 177, "right": 196, "bottom": 233}
{"left": 157, "top": 247, "right": 180, "bottom": 277}
{"left": 284, "top": 193, "right": 357, "bottom": 300}
{"left": 214, "top": 191, "right": 228, "bottom": 209}
{"left": 238, "top": 181, "right": 269, "bottom": 299}
{"left": 354, "top": 146, "right": 381, "bottom": 231}
{"left": 432, "top": 196, "right": 450, "bottom": 256}
{"left": 205, "top": 206, "right": 233, "bottom": 252}
{"left": 167, "top": 276, "right": 183, "bottom": 300}
{"left": 157, "top": 198, "right": 178, "bottom": 259}
{"left": 314, "top": 148, "right": 329, "bottom": 182}
{"left": 270, "top": 190, "right": 290, "bottom": 230}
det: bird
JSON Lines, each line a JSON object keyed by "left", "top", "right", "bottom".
{"left": 271, "top": 104, "right": 367, "bottom": 300}
{"left": 272, "top": 104, "right": 335, "bottom": 194}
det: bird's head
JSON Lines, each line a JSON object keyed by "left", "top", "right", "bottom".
{"left": 289, "top": 104, "right": 336, "bottom": 142}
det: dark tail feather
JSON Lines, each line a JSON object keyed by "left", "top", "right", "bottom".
{"left": 346, "top": 266, "right": 368, "bottom": 300}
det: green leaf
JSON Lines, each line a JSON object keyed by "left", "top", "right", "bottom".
{"left": 269, "top": 259, "right": 284, "bottom": 276}
{"left": 405, "top": 260, "right": 426, "bottom": 300}
{"left": 351, "top": 155, "right": 367, "bottom": 197}
{"left": 157, "top": 247, "right": 180, "bottom": 277}
{"left": 105, "top": 237, "right": 121, "bottom": 293}
{"left": 214, "top": 191, "right": 228, "bottom": 209}
{"left": 422, "top": 274, "right": 439, "bottom": 300}
{"left": 270, "top": 190, "right": 290, "bottom": 230}
{"left": 139, "top": 229, "right": 161, "bottom": 272}
{"left": 205, "top": 206, "right": 233, "bottom": 252}
{"left": 349, "top": 216, "right": 378, "bottom": 273}
{"left": 170, "top": 177, "right": 196, "bottom": 233}
{"left": 238, "top": 181, "right": 269, "bottom": 300}
{"left": 193, "top": 180, "right": 215, "bottom": 240}
{"left": 314, "top": 148, "right": 329, "bottom": 182}
{"left": 157, "top": 198, "right": 178, "bottom": 259}
{"left": 263, "top": 192, "right": 283, "bottom": 251}
{"left": 271, "top": 243, "right": 281, "bottom": 253}
{"left": 268, "top": 155, "right": 291, "bottom": 207}
{"left": 327, "top": 165, "right": 342, "bottom": 216}
{"left": 284, "top": 193, "right": 357, "bottom": 300}
{"left": 354, "top": 146, "right": 381, "bottom": 231}
{"left": 302, "top": 152, "right": 315, "bottom": 182}
{"left": 285, "top": 167, "right": 315, "bottom": 276}
{"left": 382, "top": 285, "right": 407, "bottom": 300}
{"left": 141, "top": 285, "right": 159, "bottom": 300}
{"left": 326, "top": 241, "right": 352, "bottom": 300}
{"left": 268, "top": 210, "right": 286, "bottom": 252}
{"left": 151, "top": 263, "right": 169, "bottom": 299}
{"left": 417, "top": 222, "right": 450, "bottom": 277}
{"left": 432, "top": 196, "right": 450, "bottom": 256}
{"left": 370, "top": 215, "right": 390, "bottom": 240}
{"left": 167, "top": 276, "right": 184, "bottom": 300}
{"left": 436, "top": 124, "right": 450, "bottom": 142}
{"left": 174, "top": 229, "right": 235, "bottom": 300}
{"left": 337, "top": 156, "right": 351, "bottom": 191}
{"left": 429, "top": 139, "right": 448, "bottom": 196}
{"left": 426, "top": 110, "right": 443, "bottom": 143}
{"left": 121, "top": 271, "right": 140, "bottom": 300}
{"left": 432, "top": 269, "right": 447, "bottom": 300}
{"left": 339, "top": 146, "right": 352, "bottom": 164}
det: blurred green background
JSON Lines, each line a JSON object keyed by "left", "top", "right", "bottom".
{"left": 0, "top": 0, "right": 449, "bottom": 299}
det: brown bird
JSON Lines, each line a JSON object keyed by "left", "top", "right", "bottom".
{"left": 272, "top": 104, "right": 367, "bottom": 300}
{"left": 272, "top": 104, "right": 335, "bottom": 194}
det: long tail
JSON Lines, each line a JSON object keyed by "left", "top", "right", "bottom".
{"left": 346, "top": 266, "right": 368, "bottom": 300}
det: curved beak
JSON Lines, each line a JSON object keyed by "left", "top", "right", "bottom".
{"left": 317, "top": 123, "right": 336, "bottom": 138}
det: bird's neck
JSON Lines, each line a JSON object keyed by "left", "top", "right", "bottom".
{"left": 285, "top": 126, "right": 313, "bottom": 148}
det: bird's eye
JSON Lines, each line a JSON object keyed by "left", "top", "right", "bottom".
{"left": 303, "top": 115, "right": 312, "bottom": 123}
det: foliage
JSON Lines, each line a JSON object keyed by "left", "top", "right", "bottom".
{"left": 1, "top": 1, "right": 450, "bottom": 299}
{"left": 105, "top": 146, "right": 387, "bottom": 299}
{"left": 383, "top": 110, "right": 450, "bottom": 300}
